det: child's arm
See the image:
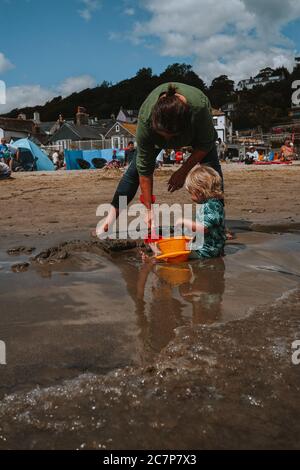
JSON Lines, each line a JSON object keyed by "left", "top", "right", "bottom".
{"left": 176, "top": 218, "right": 208, "bottom": 234}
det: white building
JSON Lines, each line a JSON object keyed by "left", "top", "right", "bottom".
{"left": 0, "top": 115, "right": 44, "bottom": 142}
{"left": 212, "top": 109, "right": 233, "bottom": 143}
{"left": 237, "top": 67, "right": 285, "bottom": 91}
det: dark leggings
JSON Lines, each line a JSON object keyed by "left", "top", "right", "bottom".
{"left": 111, "top": 144, "right": 223, "bottom": 209}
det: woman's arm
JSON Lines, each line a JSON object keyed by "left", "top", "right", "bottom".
{"left": 139, "top": 175, "right": 153, "bottom": 209}
{"left": 140, "top": 174, "right": 155, "bottom": 230}
{"left": 168, "top": 149, "right": 208, "bottom": 192}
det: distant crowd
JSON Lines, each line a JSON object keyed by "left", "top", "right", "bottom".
{"left": 1, "top": 136, "right": 298, "bottom": 180}
{"left": 100, "top": 137, "right": 298, "bottom": 170}
{"left": 241, "top": 139, "right": 298, "bottom": 165}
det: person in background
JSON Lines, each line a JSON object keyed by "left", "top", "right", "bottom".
{"left": 239, "top": 149, "right": 245, "bottom": 162}
{"left": 268, "top": 148, "right": 275, "bottom": 162}
{"left": 175, "top": 150, "right": 183, "bottom": 164}
{"left": 0, "top": 161, "right": 11, "bottom": 179}
{"left": 169, "top": 149, "right": 176, "bottom": 165}
{"left": 280, "top": 139, "right": 295, "bottom": 161}
{"left": 59, "top": 151, "right": 66, "bottom": 169}
{"left": 0, "top": 138, "right": 19, "bottom": 172}
{"left": 107, "top": 150, "right": 121, "bottom": 169}
{"left": 124, "top": 141, "right": 137, "bottom": 167}
{"left": 245, "top": 146, "right": 258, "bottom": 164}
{"left": 183, "top": 147, "right": 192, "bottom": 163}
{"left": 156, "top": 149, "right": 165, "bottom": 168}
{"left": 216, "top": 138, "right": 227, "bottom": 161}
{"left": 52, "top": 150, "right": 60, "bottom": 170}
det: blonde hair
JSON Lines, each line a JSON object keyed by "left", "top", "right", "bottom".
{"left": 185, "top": 165, "right": 224, "bottom": 202}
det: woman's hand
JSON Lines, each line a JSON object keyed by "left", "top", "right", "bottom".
{"left": 168, "top": 167, "right": 188, "bottom": 192}
{"left": 168, "top": 149, "right": 208, "bottom": 192}
{"left": 144, "top": 207, "right": 155, "bottom": 232}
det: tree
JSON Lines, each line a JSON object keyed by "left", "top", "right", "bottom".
{"left": 208, "top": 75, "right": 235, "bottom": 108}
{"left": 1, "top": 62, "right": 294, "bottom": 132}
{"left": 210, "top": 75, "right": 235, "bottom": 93}
{"left": 159, "top": 63, "right": 207, "bottom": 92}
{"left": 273, "top": 67, "right": 290, "bottom": 80}
{"left": 99, "top": 80, "right": 111, "bottom": 88}
{"left": 136, "top": 68, "right": 153, "bottom": 79}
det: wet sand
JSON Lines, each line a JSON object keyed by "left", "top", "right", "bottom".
{"left": 0, "top": 164, "right": 300, "bottom": 449}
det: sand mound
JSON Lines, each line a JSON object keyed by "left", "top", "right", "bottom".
{"left": 100, "top": 167, "right": 123, "bottom": 179}
{"left": 32, "top": 239, "right": 139, "bottom": 265}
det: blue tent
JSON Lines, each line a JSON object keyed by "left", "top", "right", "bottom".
{"left": 13, "top": 139, "right": 55, "bottom": 171}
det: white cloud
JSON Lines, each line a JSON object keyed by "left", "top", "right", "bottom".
{"left": 132, "top": 0, "right": 300, "bottom": 83}
{"left": 58, "top": 75, "right": 96, "bottom": 95}
{"left": 0, "top": 52, "right": 14, "bottom": 74}
{"left": 3, "top": 85, "right": 55, "bottom": 113}
{"left": 78, "top": 0, "right": 101, "bottom": 21}
{"left": 0, "top": 75, "right": 96, "bottom": 113}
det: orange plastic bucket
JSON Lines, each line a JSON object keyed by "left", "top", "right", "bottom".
{"left": 156, "top": 265, "right": 192, "bottom": 286}
{"left": 156, "top": 236, "right": 191, "bottom": 255}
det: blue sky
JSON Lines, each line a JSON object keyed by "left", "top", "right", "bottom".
{"left": 0, "top": 0, "right": 177, "bottom": 88}
{"left": 0, "top": 0, "right": 300, "bottom": 112}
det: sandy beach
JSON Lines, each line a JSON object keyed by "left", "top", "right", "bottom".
{"left": 1, "top": 163, "right": 300, "bottom": 240}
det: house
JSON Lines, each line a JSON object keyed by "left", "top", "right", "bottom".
{"left": 237, "top": 67, "right": 285, "bottom": 91}
{"left": 39, "top": 114, "right": 68, "bottom": 137}
{"left": 116, "top": 107, "right": 139, "bottom": 124}
{"left": 221, "top": 102, "right": 236, "bottom": 118}
{"left": 48, "top": 121, "right": 104, "bottom": 147}
{"left": 212, "top": 109, "right": 233, "bottom": 143}
{"left": 105, "top": 121, "right": 137, "bottom": 149}
{"left": 0, "top": 114, "right": 47, "bottom": 144}
{"left": 89, "top": 118, "right": 116, "bottom": 137}
{"left": 49, "top": 106, "right": 137, "bottom": 149}
{"left": 48, "top": 103, "right": 231, "bottom": 148}
{"left": 49, "top": 108, "right": 105, "bottom": 147}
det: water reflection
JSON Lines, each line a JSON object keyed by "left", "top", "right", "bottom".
{"left": 177, "top": 258, "right": 225, "bottom": 324}
{"left": 117, "top": 257, "right": 226, "bottom": 358}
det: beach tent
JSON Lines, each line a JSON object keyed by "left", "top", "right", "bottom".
{"left": 13, "top": 139, "right": 55, "bottom": 171}
{"left": 64, "top": 149, "right": 125, "bottom": 171}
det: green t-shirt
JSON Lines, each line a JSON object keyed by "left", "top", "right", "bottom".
{"left": 136, "top": 82, "right": 217, "bottom": 176}
{"left": 193, "top": 199, "right": 226, "bottom": 259}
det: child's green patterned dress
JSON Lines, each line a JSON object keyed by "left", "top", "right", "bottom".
{"left": 192, "top": 198, "right": 226, "bottom": 259}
